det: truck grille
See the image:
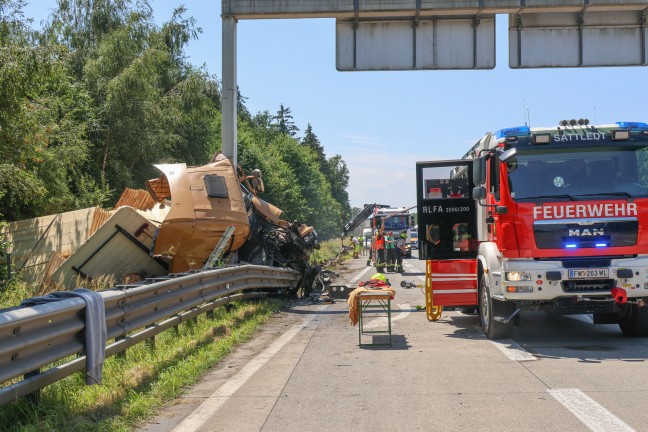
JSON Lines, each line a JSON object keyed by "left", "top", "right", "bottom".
{"left": 561, "top": 279, "right": 614, "bottom": 293}
{"left": 561, "top": 258, "right": 611, "bottom": 268}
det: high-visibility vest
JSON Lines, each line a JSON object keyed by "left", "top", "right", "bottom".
{"left": 375, "top": 235, "right": 385, "bottom": 250}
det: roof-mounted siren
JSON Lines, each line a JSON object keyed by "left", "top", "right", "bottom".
{"left": 615, "top": 122, "right": 648, "bottom": 139}
{"left": 493, "top": 126, "right": 530, "bottom": 146}
{"left": 612, "top": 122, "right": 648, "bottom": 141}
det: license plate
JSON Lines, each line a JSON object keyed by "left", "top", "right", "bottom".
{"left": 568, "top": 268, "right": 609, "bottom": 279}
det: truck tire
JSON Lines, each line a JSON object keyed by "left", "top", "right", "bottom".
{"left": 479, "top": 275, "right": 515, "bottom": 340}
{"left": 618, "top": 303, "right": 648, "bottom": 337}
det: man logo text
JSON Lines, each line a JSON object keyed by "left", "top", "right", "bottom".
{"left": 568, "top": 228, "right": 604, "bottom": 236}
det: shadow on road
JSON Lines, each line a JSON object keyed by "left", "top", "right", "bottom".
{"left": 359, "top": 334, "right": 410, "bottom": 350}
{"left": 401, "top": 271, "right": 425, "bottom": 277}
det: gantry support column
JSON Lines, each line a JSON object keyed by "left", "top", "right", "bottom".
{"left": 222, "top": 15, "right": 238, "bottom": 166}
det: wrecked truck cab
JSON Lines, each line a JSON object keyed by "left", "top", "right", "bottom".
{"left": 147, "top": 156, "right": 250, "bottom": 273}
{"left": 145, "top": 154, "right": 319, "bottom": 293}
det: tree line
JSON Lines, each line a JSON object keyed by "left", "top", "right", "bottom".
{"left": 0, "top": 0, "right": 351, "bottom": 239}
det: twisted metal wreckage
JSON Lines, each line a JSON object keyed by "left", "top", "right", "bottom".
{"left": 4, "top": 154, "right": 321, "bottom": 296}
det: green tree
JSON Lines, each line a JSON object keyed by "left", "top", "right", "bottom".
{"left": 47, "top": 0, "right": 152, "bottom": 78}
{"left": 327, "top": 155, "right": 352, "bottom": 224}
{"left": 302, "top": 123, "right": 326, "bottom": 168}
{"left": 0, "top": 0, "right": 29, "bottom": 45}
{"left": 237, "top": 86, "right": 251, "bottom": 122}
{"left": 0, "top": 3, "right": 107, "bottom": 220}
{"left": 273, "top": 103, "right": 298, "bottom": 137}
{"left": 51, "top": 1, "right": 212, "bottom": 196}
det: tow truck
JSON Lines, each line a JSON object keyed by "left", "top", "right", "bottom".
{"left": 416, "top": 120, "right": 648, "bottom": 338}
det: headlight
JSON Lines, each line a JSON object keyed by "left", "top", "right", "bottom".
{"left": 505, "top": 271, "right": 531, "bottom": 281}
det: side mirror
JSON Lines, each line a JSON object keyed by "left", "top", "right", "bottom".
{"left": 472, "top": 156, "right": 487, "bottom": 185}
{"left": 472, "top": 186, "right": 486, "bottom": 200}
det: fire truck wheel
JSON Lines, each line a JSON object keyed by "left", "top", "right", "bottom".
{"left": 479, "top": 275, "right": 514, "bottom": 340}
{"left": 618, "top": 303, "right": 648, "bottom": 337}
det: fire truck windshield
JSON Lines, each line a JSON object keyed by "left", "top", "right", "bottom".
{"left": 506, "top": 146, "right": 648, "bottom": 200}
{"left": 383, "top": 215, "right": 409, "bottom": 231}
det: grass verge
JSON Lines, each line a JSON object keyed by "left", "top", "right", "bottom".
{"left": 0, "top": 298, "right": 283, "bottom": 432}
{"left": 310, "top": 238, "right": 352, "bottom": 267}
{"left": 0, "top": 279, "right": 37, "bottom": 309}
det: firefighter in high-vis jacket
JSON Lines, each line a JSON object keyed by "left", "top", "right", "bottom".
{"left": 374, "top": 228, "right": 386, "bottom": 273}
{"left": 395, "top": 231, "right": 407, "bottom": 273}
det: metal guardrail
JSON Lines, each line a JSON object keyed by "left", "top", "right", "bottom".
{"left": 0, "top": 264, "right": 300, "bottom": 406}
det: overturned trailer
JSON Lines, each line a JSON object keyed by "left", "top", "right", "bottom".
{"left": 4, "top": 155, "right": 320, "bottom": 295}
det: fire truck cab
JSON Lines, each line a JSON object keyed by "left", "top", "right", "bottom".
{"left": 417, "top": 120, "right": 648, "bottom": 339}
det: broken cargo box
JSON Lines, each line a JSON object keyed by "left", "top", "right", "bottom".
{"left": 50, "top": 206, "right": 168, "bottom": 287}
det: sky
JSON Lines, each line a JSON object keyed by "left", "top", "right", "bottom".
{"left": 23, "top": 1, "right": 648, "bottom": 211}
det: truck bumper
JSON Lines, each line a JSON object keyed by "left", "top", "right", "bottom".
{"left": 497, "top": 257, "right": 648, "bottom": 302}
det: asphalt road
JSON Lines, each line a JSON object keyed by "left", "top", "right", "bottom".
{"left": 140, "top": 252, "right": 648, "bottom": 432}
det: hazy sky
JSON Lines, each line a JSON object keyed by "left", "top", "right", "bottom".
{"left": 24, "top": 1, "right": 648, "bottom": 210}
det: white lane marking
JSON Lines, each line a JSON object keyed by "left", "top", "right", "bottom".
{"left": 349, "top": 266, "right": 373, "bottom": 284}
{"left": 363, "top": 303, "right": 411, "bottom": 329}
{"left": 548, "top": 388, "right": 636, "bottom": 432}
{"left": 172, "top": 313, "right": 320, "bottom": 432}
{"left": 490, "top": 339, "right": 537, "bottom": 362}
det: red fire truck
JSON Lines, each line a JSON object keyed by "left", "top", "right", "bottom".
{"left": 416, "top": 120, "right": 648, "bottom": 339}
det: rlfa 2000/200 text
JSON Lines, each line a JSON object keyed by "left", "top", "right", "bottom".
{"left": 422, "top": 206, "right": 470, "bottom": 213}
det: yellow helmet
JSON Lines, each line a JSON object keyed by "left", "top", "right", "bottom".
{"left": 370, "top": 273, "right": 387, "bottom": 283}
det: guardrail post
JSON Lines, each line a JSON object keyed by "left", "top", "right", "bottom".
{"left": 206, "top": 308, "right": 215, "bottom": 319}
{"left": 23, "top": 369, "right": 40, "bottom": 404}
{"left": 145, "top": 325, "right": 156, "bottom": 350}
{"left": 116, "top": 335, "right": 127, "bottom": 359}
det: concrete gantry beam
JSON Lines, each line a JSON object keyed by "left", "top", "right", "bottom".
{"left": 222, "top": 0, "right": 648, "bottom": 19}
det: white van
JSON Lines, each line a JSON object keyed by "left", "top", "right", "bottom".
{"left": 362, "top": 227, "right": 373, "bottom": 247}
{"left": 409, "top": 230, "right": 419, "bottom": 249}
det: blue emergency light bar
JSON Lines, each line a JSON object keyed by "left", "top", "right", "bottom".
{"left": 616, "top": 122, "right": 648, "bottom": 129}
{"left": 563, "top": 242, "right": 608, "bottom": 249}
{"left": 494, "top": 126, "right": 531, "bottom": 139}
